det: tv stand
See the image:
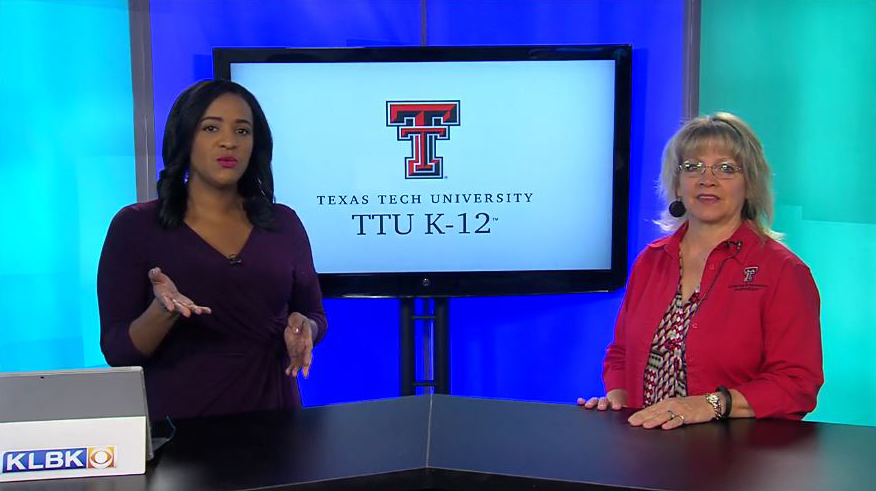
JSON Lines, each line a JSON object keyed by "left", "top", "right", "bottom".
{"left": 399, "top": 297, "right": 449, "bottom": 395}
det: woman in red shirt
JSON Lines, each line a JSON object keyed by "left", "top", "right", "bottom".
{"left": 579, "top": 113, "right": 823, "bottom": 429}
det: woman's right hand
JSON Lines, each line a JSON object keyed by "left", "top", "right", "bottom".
{"left": 148, "top": 267, "right": 211, "bottom": 317}
{"left": 577, "top": 389, "right": 628, "bottom": 411}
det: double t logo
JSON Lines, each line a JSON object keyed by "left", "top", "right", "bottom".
{"left": 743, "top": 266, "right": 759, "bottom": 283}
{"left": 386, "top": 101, "right": 460, "bottom": 179}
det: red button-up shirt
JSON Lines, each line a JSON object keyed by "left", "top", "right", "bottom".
{"left": 603, "top": 221, "right": 823, "bottom": 419}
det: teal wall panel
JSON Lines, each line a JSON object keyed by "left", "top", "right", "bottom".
{"left": 700, "top": 0, "right": 876, "bottom": 426}
{"left": 0, "top": 0, "right": 136, "bottom": 371}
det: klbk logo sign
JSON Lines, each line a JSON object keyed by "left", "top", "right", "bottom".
{"left": 2, "top": 446, "right": 115, "bottom": 473}
{"left": 386, "top": 101, "right": 460, "bottom": 179}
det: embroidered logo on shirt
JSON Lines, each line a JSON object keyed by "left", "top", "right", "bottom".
{"left": 729, "top": 266, "right": 766, "bottom": 291}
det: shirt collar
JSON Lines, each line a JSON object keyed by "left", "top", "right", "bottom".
{"left": 651, "top": 220, "right": 762, "bottom": 265}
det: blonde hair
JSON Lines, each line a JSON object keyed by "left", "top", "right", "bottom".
{"left": 655, "top": 112, "right": 781, "bottom": 240}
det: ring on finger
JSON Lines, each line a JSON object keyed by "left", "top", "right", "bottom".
{"left": 667, "top": 410, "right": 677, "bottom": 420}
{"left": 677, "top": 414, "right": 685, "bottom": 424}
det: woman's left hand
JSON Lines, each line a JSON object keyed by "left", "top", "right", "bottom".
{"left": 628, "top": 395, "right": 716, "bottom": 430}
{"left": 284, "top": 312, "right": 314, "bottom": 378}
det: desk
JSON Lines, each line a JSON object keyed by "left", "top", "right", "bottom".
{"left": 1, "top": 395, "right": 873, "bottom": 490}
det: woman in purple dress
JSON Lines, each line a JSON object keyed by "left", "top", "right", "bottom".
{"left": 98, "top": 80, "right": 327, "bottom": 420}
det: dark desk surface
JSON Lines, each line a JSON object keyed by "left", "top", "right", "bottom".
{"left": 2, "top": 395, "right": 873, "bottom": 491}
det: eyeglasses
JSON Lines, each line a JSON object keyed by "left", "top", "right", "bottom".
{"left": 678, "top": 160, "right": 742, "bottom": 180}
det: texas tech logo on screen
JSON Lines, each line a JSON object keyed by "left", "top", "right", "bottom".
{"left": 386, "top": 101, "right": 460, "bottom": 179}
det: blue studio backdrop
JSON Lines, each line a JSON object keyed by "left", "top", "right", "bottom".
{"left": 147, "top": 0, "right": 683, "bottom": 406}
{"left": 1, "top": 0, "right": 684, "bottom": 407}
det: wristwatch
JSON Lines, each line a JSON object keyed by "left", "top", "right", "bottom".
{"left": 705, "top": 392, "right": 723, "bottom": 420}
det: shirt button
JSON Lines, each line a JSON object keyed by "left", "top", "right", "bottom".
{"left": 709, "top": 264, "right": 715, "bottom": 270}
{"left": 692, "top": 322, "right": 698, "bottom": 329}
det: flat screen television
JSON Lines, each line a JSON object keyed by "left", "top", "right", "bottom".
{"left": 214, "top": 45, "right": 631, "bottom": 297}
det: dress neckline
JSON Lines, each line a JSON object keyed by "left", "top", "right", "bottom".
{"left": 181, "top": 220, "right": 255, "bottom": 264}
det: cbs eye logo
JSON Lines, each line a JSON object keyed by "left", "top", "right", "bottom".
{"left": 87, "top": 447, "right": 116, "bottom": 469}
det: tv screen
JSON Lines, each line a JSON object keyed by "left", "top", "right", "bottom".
{"left": 214, "top": 45, "right": 631, "bottom": 297}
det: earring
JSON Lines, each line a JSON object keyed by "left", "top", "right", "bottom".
{"left": 743, "top": 200, "right": 755, "bottom": 219}
{"left": 669, "top": 199, "right": 686, "bottom": 218}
